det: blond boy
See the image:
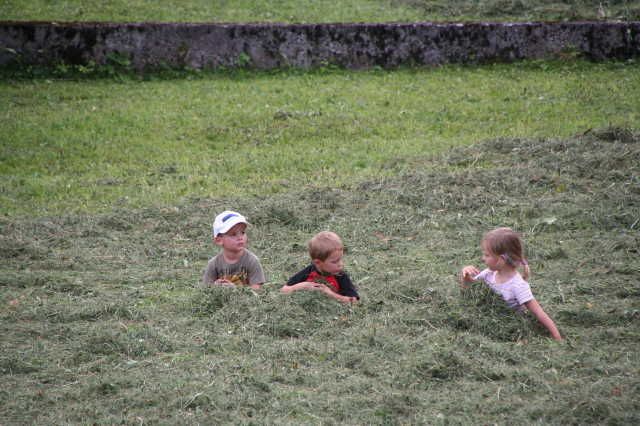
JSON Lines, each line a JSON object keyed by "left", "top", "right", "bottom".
{"left": 281, "top": 231, "right": 359, "bottom": 303}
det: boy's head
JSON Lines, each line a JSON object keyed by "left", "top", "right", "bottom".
{"left": 308, "top": 231, "right": 344, "bottom": 275}
{"left": 212, "top": 211, "right": 249, "bottom": 252}
{"left": 213, "top": 211, "right": 248, "bottom": 238}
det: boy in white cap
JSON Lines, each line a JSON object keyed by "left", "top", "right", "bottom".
{"left": 201, "top": 210, "right": 265, "bottom": 289}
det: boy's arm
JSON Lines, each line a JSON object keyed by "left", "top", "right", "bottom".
{"left": 201, "top": 261, "right": 217, "bottom": 287}
{"left": 524, "top": 299, "right": 563, "bottom": 341}
{"left": 281, "top": 266, "right": 356, "bottom": 303}
{"left": 281, "top": 281, "right": 326, "bottom": 293}
{"left": 246, "top": 252, "right": 266, "bottom": 289}
{"left": 281, "top": 265, "right": 314, "bottom": 293}
{"left": 319, "top": 285, "right": 358, "bottom": 304}
{"left": 202, "top": 263, "right": 243, "bottom": 287}
{"left": 202, "top": 257, "right": 236, "bottom": 287}
{"left": 281, "top": 282, "right": 357, "bottom": 304}
{"left": 336, "top": 273, "right": 359, "bottom": 300}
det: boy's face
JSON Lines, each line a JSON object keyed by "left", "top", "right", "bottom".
{"left": 314, "top": 249, "right": 344, "bottom": 275}
{"left": 214, "top": 223, "right": 248, "bottom": 253}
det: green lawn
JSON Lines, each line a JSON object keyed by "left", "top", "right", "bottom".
{"left": 2, "top": 62, "right": 639, "bottom": 217}
{"left": 1, "top": 0, "right": 639, "bottom": 22}
{"left": 1, "top": 126, "right": 638, "bottom": 424}
{"left": 1, "top": 2, "right": 640, "bottom": 423}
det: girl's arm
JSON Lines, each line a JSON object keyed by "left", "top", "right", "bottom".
{"left": 524, "top": 299, "right": 563, "bottom": 341}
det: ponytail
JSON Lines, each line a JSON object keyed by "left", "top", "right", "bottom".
{"left": 521, "top": 258, "right": 530, "bottom": 281}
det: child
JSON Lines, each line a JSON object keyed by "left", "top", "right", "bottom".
{"left": 460, "top": 227, "right": 562, "bottom": 341}
{"left": 282, "top": 231, "right": 359, "bottom": 304}
{"left": 202, "top": 210, "right": 265, "bottom": 290}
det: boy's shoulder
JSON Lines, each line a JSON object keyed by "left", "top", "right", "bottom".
{"left": 240, "top": 249, "right": 263, "bottom": 268}
{"left": 207, "top": 252, "right": 224, "bottom": 264}
{"left": 209, "top": 248, "right": 262, "bottom": 265}
{"left": 242, "top": 248, "right": 260, "bottom": 261}
{"left": 337, "top": 270, "right": 351, "bottom": 278}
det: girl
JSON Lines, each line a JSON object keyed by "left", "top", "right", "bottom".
{"left": 460, "top": 227, "right": 562, "bottom": 341}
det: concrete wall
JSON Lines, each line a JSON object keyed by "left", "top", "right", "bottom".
{"left": 1, "top": 21, "right": 639, "bottom": 71}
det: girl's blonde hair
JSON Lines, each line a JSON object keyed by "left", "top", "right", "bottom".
{"left": 482, "top": 227, "right": 530, "bottom": 280}
{"left": 308, "top": 231, "right": 343, "bottom": 261}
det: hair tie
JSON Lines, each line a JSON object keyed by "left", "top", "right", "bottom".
{"left": 500, "top": 254, "right": 514, "bottom": 265}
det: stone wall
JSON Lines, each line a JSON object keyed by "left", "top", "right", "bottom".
{"left": 1, "top": 21, "right": 639, "bottom": 71}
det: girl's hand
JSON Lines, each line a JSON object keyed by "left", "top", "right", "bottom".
{"left": 460, "top": 265, "right": 480, "bottom": 283}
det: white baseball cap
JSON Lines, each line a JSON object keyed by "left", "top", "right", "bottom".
{"left": 212, "top": 210, "right": 248, "bottom": 237}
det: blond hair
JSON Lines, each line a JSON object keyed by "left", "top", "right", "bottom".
{"left": 308, "top": 231, "right": 343, "bottom": 261}
{"left": 482, "top": 227, "right": 530, "bottom": 280}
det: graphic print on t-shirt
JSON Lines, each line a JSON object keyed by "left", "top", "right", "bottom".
{"left": 216, "top": 268, "right": 249, "bottom": 286}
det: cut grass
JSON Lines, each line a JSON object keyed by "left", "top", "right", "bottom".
{"left": 1, "top": 2, "right": 639, "bottom": 417}
{"left": 2, "top": 61, "right": 639, "bottom": 217}
{"left": 1, "top": 128, "right": 638, "bottom": 424}
{"left": 2, "top": 0, "right": 639, "bottom": 22}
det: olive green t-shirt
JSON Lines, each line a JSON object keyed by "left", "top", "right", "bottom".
{"left": 201, "top": 249, "right": 265, "bottom": 287}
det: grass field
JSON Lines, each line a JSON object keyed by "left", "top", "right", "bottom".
{"left": 2, "top": 60, "right": 640, "bottom": 423}
{"left": 1, "top": 124, "right": 639, "bottom": 423}
{"left": 2, "top": 0, "right": 640, "bottom": 423}
{"left": 2, "top": 0, "right": 640, "bottom": 22}
{"left": 2, "top": 62, "right": 639, "bottom": 217}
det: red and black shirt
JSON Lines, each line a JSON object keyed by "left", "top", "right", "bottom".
{"left": 286, "top": 264, "right": 359, "bottom": 299}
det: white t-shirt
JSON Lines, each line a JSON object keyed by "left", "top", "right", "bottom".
{"left": 474, "top": 269, "right": 534, "bottom": 310}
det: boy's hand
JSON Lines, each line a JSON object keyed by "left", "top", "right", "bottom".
{"left": 213, "top": 278, "right": 235, "bottom": 287}
{"left": 460, "top": 265, "right": 480, "bottom": 283}
{"left": 341, "top": 296, "right": 358, "bottom": 304}
{"left": 319, "top": 288, "right": 357, "bottom": 304}
{"left": 313, "top": 285, "right": 358, "bottom": 304}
